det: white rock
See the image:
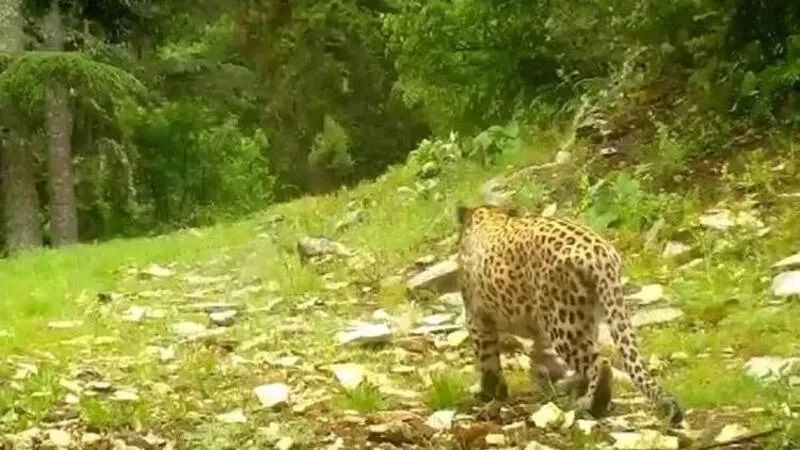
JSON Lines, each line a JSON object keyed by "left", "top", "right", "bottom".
{"left": 171, "top": 321, "right": 207, "bottom": 336}
{"left": 47, "top": 429, "right": 72, "bottom": 447}
{"left": 330, "top": 364, "right": 366, "bottom": 390}
{"left": 12, "top": 363, "right": 37, "bottom": 380}
{"left": 209, "top": 309, "right": 238, "bottom": 326}
{"left": 371, "top": 309, "right": 392, "bottom": 321}
{"left": 335, "top": 323, "right": 392, "bottom": 346}
{"left": 65, "top": 393, "right": 80, "bottom": 405}
{"left": 158, "top": 346, "right": 176, "bottom": 362}
{"left": 217, "top": 408, "right": 247, "bottom": 423}
{"left": 554, "top": 150, "right": 572, "bottom": 164}
{"left": 631, "top": 307, "right": 684, "bottom": 328}
{"left": 715, "top": 423, "right": 749, "bottom": 443}
{"left": 407, "top": 257, "right": 460, "bottom": 294}
{"left": 253, "top": 383, "right": 291, "bottom": 408}
{"left": 438, "top": 292, "right": 463, "bottom": 306}
{"left": 662, "top": 241, "right": 691, "bottom": 258}
{"left": 699, "top": 209, "right": 736, "bottom": 230}
{"left": 446, "top": 330, "right": 470, "bottom": 347}
{"left": 124, "top": 306, "right": 147, "bottom": 322}
{"left": 110, "top": 389, "right": 140, "bottom": 402}
{"left": 745, "top": 356, "right": 800, "bottom": 381}
{"left": 485, "top": 433, "right": 506, "bottom": 446}
{"left": 421, "top": 313, "right": 454, "bottom": 326}
{"left": 576, "top": 419, "right": 597, "bottom": 435}
{"left": 541, "top": 203, "right": 557, "bottom": 217}
{"left": 529, "top": 402, "right": 565, "bottom": 429}
{"left": 275, "top": 437, "right": 294, "bottom": 450}
{"left": 426, "top": 410, "right": 456, "bottom": 431}
{"left": 773, "top": 252, "right": 800, "bottom": 269}
{"left": 81, "top": 433, "right": 103, "bottom": 446}
{"left": 772, "top": 271, "right": 800, "bottom": 297}
{"left": 140, "top": 263, "right": 174, "bottom": 278}
{"left": 610, "top": 430, "right": 678, "bottom": 449}
{"left": 561, "top": 410, "right": 575, "bottom": 430}
{"left": 47, "top": 320, "right": 83, "bottom": 329}
{"left": 625, "top": 284, "right": 665, "bottom": 305}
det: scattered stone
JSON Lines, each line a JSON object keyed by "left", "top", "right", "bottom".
{"left": 485, "top": 433, "right": 506, "bottom": 446}
{"left": 541, "top": 203, "right": 557, "bottom": 217}
{"left": 525, "top": 442, "right": 557, "bottom": 450}
{"left": 331, "top": 364, "right": 366, "bottom": 390}
{"left": 110, "top": 389, "right": 140, "bottom": 402}
{"left": 576, "top": 419, "right": 598, "bottom": 435}
{"left": 275, "top": 437, "right": 294, "bottom": 450}
{"left": 209, "top": 309, "right": 238, "bottom": 326}
{"left": 663, "top": 241, "right": 691, "bottom": 258}
{"left": 253, "top": 383, "right": 291, "bottom": 408}
{"left": 335, "top": 323, "right": 392, "bottom": 346}
{"left": 410, "top": 324, "right": 462, "bottom": 335}
{"left": 699, "top": 209, "right": 763, "bottom": 231}
{"left": 745, "top": 356, "right": 800, "bottom": 381}
{"left": 81, "top": 433, "right": 103, "bottom": 446}
{"left": 47, "top": 320, "right": 83, "bottom": 329}
{"left": 625, "top": 284, "right": 665, "bottom": 305}
{"left": 335, "top": 209, "right": 368, "bottom": 232}
{"left": 610, "top": 430, "right": 678, "bottom": 449}
{"left": 367, "top": 418, "right": 431, "bottom": 446}
{"left": 529, "top": 402, "right": 565, "bottom": 429}
{"left": 773, "top": 252, "right": 800, "bottom": 269}
{"left": 421, "top": 313, "right": 453, "bottom": 326}
{"left": 44, "top": 429, "right": 72, "bottom": 447}
{"left": 217, "top": 409, "right": 247, "bottom": 423}
{"left": 481, "top": 178, "right": 513, "bottom": 206}
{"left": 12, "top": 363, "right": 37, "bottom": 380}
{"left": 715, "top": 423, "right": 749, "bottom": 443}
{"left": 123, "top": 306, "right": 147, "bottom": 322}
{"left": 446, "top": 330, "right": 470, "bottom": 347}
{"left": 139, "top": 263, "right": 174, "bottom": 278}
{"left": 171, "top": 321, "right": 207, "bottom": 337}
{"left": 64, "top": 393, "right": 80, "bottom": 405}
{"left": 86, "top": 381, "right": 113, "bottom": 392}
{"left": 407, "top": 256, "right": 460, "bottom": 294}
{"left": 631, "top": 307, "right": 684, "bottom": 327}
{"left": 297, "top": 236, "right": 352, "bottom": 261}
{"left": 772, "top": 271, "right": 800, "bottom": 297}
{"left": 554, "top": 150, "right": 572, "bottom": 164}
{"left": 426, "top": 410, "right": 456, "bottom": 431}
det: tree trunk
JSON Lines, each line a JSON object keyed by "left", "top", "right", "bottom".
{"left": 0, "top": 0, "right": 43, "bottom": 253}
{"left": 44, "top": 5, "right": 78, "bottom": 246}
{"left": 0, "top": 138, "right": 42, "bottom": 252}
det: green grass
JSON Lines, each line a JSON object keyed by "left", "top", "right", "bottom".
{"left": 1, "top": 127, "right": 799, "bottom": 448}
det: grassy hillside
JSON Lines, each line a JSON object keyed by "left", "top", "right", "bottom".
{"left": 2, "top": 125, "right": 800, "bottom": 449}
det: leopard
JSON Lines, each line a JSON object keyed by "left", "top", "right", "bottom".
{"left": 456, "top": 204, "right": 683, "bottom": 426}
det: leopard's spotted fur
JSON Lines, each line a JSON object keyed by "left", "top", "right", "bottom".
{"left": 456, "top": 204, "right": 683, "bottom": 426}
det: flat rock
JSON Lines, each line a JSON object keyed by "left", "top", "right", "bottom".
{"left": 139, "top": 263, "right": 174, "bottom": 278}
{"left": 745, "top": 356, "right": 800, "bottom": 381}
{"left": 331, "top": 363, "right": 366, "bottom": 390}
{"left": 773, "top": 252, "right": 800, "bottom": 269}
{"left": 171, "top": 321, "right": 207, "bottom": 336}
{"left": 217, "top": 409, "right": 247, "bottom": 423}
{"left": 46, "top": 429, "right": 72, "bottom": 448}
{"left": 446, "top": 330, "right": 470, "bottom": 347}
{"left": 525, "top": 442, "right": 557, "bottom": 450}
{"left": 253, "top": 383, "right": 291, "bottom": 408}
{"left": 631, "top": 307, "right": 684, "bottom": 327}
{"left": 610, "top": 430, "right": 678, "bottom": 449}
{"left": 624, "top": 284, "right": 665, "bottom": 305}
{"left": 407, "top": 256, "right": 460, "bottom": 294}
{"left": 336, "top": 323, "right": 392, "bottom": 346}
{"left": 426, "top": 410, "right": 456, "bottom": 431}
{"left": 110, "top": 389, "right": 140, "bottom": 402}
{"left": 421, "top": 313, "right": 453, "bottom": 326}
{"left": 529, "top": 402, "right": 565, "bottom": 429}
{"left": 297, "top": 236, "right": 352, "bottom": 260}
{"left": 47, "top": 320, "right": 83, "bottom": 329}
{"left": 123, "top": 306, "right": 147, "bottom": 322}
{"left": 715, "top": 423, "right": 749, "bottom": 443}
{"left": 663, "top": 241, "right": 691, "bottom": 258}
{"left": 771, "top": 271, "right": 800, "bottom": 297}
{"left": 485, "top": 433, "right": 506, "bottom": 446}
{"left": 209, "top": 309, "right": 238, "bottom": 326}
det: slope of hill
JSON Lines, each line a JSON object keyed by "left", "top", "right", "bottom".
{"left": 2, "top": 124, "right": 800, "bottom": 449}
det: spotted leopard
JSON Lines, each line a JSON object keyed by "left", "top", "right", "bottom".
{"left": 456, "top": 204, "right": 683, "bottom": 426}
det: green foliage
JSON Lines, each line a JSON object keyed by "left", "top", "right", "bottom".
{"left": 579, "top": 171, "right": 670, "bottom": 232}
{"left": 308, "top": 116, "right": 354, "bottom": 178}
{"left": 0, "top": 51, "right": 144, "bottom": 116}
{"left": 470, "top": 121, "right": 522, "bottom": 166}
{"left": 426, "top": 371, "right": 471, "bottom": 410}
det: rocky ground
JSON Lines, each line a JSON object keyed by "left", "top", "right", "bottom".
{"left": 2, "top": 142, "right": 800, "bottom": 449}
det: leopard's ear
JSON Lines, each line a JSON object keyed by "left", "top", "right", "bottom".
{"left": 456, "top": 204, "right": 471, "bottom": 225}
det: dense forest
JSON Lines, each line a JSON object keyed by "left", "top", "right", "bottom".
{"left": 1, "top": 0, "right": 799, "bottom": 253}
